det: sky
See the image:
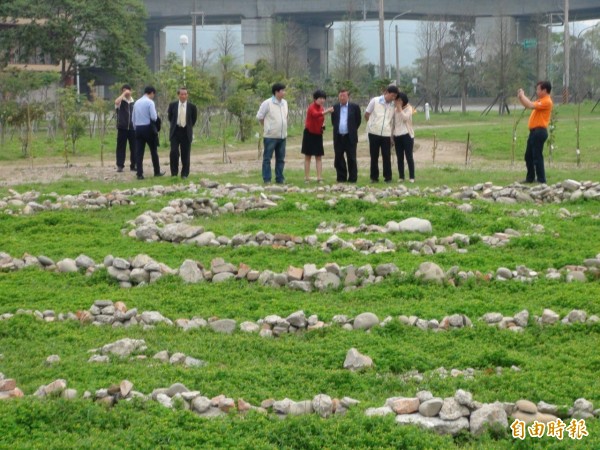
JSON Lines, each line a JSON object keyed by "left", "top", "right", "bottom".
{"left": 164, "top": 19, "right": 599, "bottom": 72}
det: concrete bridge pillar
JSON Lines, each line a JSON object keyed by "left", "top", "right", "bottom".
{"left": 241, "top": 18, "right": 331, "bottom": 79}
{"left": 145, "top": 25, "right": 166, "bottom": 72}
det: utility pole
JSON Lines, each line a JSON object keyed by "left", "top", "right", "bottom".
{"left": 563, "top": 0, "right": 570, "bottom": 103}
{"left": 191, "top": 10, "right": 205, "bottom": 69}
{"left": 395, "top": 25, "right": 400, "bottom": 83}
{"left": 379, "top": 0, "right": 385, "bottom": 78}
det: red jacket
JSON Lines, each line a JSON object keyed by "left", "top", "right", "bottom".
{"left": 305, "top": 102, "right": 324, "bottom": 135}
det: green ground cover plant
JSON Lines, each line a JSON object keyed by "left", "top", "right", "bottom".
{"left": 1, "top": 113, "right": 599, "bottom": 447}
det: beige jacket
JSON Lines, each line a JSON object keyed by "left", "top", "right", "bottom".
{"left": 393, "top": 104, "right": 415, "bottom": 138}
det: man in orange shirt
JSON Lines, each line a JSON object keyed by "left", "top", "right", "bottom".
{"left": 517, "top": 81, "right": 553, "bottom": 184}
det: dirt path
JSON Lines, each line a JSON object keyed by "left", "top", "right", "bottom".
{"left": 0, "top": 137, "right": 471, "bottom": 187}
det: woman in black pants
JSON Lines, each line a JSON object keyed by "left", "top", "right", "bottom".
{"left": 392, "top": 92, "right": 415, "bottom": 183}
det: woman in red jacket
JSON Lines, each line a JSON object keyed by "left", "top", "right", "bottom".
{"left": 301, "top": 89, "right": 333, "bottom": 183}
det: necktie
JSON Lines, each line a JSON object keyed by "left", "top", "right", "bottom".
{"left": 178, "top": 103, "right": 186, "bottom": 127}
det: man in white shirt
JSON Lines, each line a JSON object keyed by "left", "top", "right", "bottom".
{"left": 167, "top": 87, "right": 198, "bottom": 179}
{"left": 364, "top": 85, "right": 399, "bottom": 183}
{"left": 256, "top": 83, "right": 288, "bottom": 184}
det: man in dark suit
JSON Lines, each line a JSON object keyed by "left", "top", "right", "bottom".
{"left": 331, "top": 89, "right": 361, "bottom": 183}
{"left": 167, "top": 87, "right": 198, "bottom": 179}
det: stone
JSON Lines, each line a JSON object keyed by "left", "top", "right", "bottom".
{"left": 286, "top": 311, "right": 307, "bottom": 328}
{"left": 240, "top": 321, "right": 260, "bottom": 333}
{"left": 419, "top": 398, "right": 444, "bottom": 417}
{"left": 415, "top": 262, "right": 445, "bottom": 284}
{"left": 541, "top": 309, "right": 559, "bottom": 325}
{"left": 209, "top": 319, "right": 237, "bottom": 334}
{"left": 353, "top": 312, "right": 379, "bottom": 330}
{"left": 100, "top": 338, "right": 146, "bottom": 358}
{"left": 395, "top": 414, "right": 469, "bottom": 435}
{"left": 289, "top": 400, "right": 313, "bottom": 416}
{"left": 0, "top": 379, "right": 16, "bottom": 392}
{"left": 212, "top": 272, "right": 235, "bottom": 283}
{"left": 156, "top": 393, "right": 173, "bottom": 408}
{"left": 566, "top": 309, "right": 587, "bottom": 323}
{"left": 166, "top": 383, "right": 190, "bottom": 397}
{"left": 169, "top": 353, "right": 187, "bottom": 365}
{"left": 57, "top": 259, "right": 78, "bottom": 273}
{"left": 288, "top": 281, "right": 312, "bottom": 292}
{"left": 537, "top": 401, "right": 558, "bottom": 415}
{"left": 439, "top": 397, "right": 470, "bottom": 421}
{"left": 398, "top": 218, "right": 433, "bottom": 233}
{"left": 469, "top": 402, "right": 508, "bottom": 435}
{"left": 88, "top": 355, "right": 109, "bottom": 363}
{"left": 286, "top": 266, "right": 304, "bottom": 281}
{"left": 375, "top": 263, "right": 399, "bottom": 277}
{"left": 566, "top": 271, "right": 587, "bottom": 283}
{"left": 120, "top": 380, "right": 134, "bottom": 397}
{"left": 191, "top": 396, "right": 211, "bottom": 413}
{"left": 179, "top": 260, "right": 204, "bottom": 283}
{"left": 514, "top": 310, "right": 529, "bottom": 327}
{"left": 45, "top": 355, "right": 61, "bottom": 365}
{"left": 75, "top": 254, "right": 95, "bottom": 269}
{"left": 392, "top": 397, "right": 420, "bottom": 414}
{"left": 312, "top": 394, "right": 334, "bottom": 418}
{"left": 314, "top": 272, "right": 340, "bottom": 291}
{"left": 365, "top": 406, "right": 394, "bottom": 417}
{"left": 343, "top": 348, "right": 373, "bottom": 371}
{"left": 62, "top": 389, "right": 78, "bottom": 400}
{"left": 516, "top": 399, "right": 537, "bottom": 414}
{"left": 455, "top": 389, "right": 473, "bottom": 408}
{"left": 140, "top": 311, "right": 168, "bottom": 325}
{"left": 185, "top": 357, "right": 207, "bottom": 368}
{"left": 112, "top": 258, "right": 130, "bottom": 270}
{"left": 153, "top": 351, "right": 170, "bottom": 363}
{"left": 44, "top": 379, "right": 67, "bottom": 396}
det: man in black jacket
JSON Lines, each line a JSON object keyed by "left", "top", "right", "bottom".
{"left": 114, "top": 84, "right": 136, "bottom": 172}
{"left": 331, "top": 89, "right": 362, "bottom": 183}
{"left": 167, "top": 87, "right": 198, "bottom": 179}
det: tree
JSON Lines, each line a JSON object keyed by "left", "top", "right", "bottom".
{"left": 331, "top": 11, "right": 366, "bottom": 87}
{"left": 441, "top": 19, "right": 476, "bottom": 113}
{"left": 214, "top": 25, "right": 240, "bottom": 101}
{"left": 416, "top": 20, "right": 449, "bottom": 112}
{"left": 0, "top": 0, "right": 149, "bottom": 86}
{"left": 266, "top": 20, "right": 308, "bottom": 78}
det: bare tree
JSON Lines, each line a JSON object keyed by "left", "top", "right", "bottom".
{"left": 417, "top": 19, "right": 449, "bottom": 112}
{"left": 331, "top": 8, "right": 366, "bottom": 85}
{"left": 214, "top": 25, "right": 240, "bottom": 101}
{"left": 266, "top": 20, "right": 308, "bottom": 78}
{"left": 440, "top": 19, "right": 477, "bottom": 113}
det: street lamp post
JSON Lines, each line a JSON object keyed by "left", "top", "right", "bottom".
{"left": 179, "top": 34, "right": 189, "bottom": 87}
{"left": 387, "top": 11, "right": 412, "bottom": 82}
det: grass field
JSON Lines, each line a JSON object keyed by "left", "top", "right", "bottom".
{"left": 0, "top": 110, "right": 599, "bottom": 449}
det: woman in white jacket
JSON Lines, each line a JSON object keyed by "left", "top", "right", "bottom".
{"left": 392, "top": 92, "right": 416, "bottom": 183}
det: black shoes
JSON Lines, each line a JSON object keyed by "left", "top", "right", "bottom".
{"left": 137, "top": 175, "right": 144, "bottom": 180}
{"left": 155, "top": 171, "right": 166, "bottom": 177}
{"left": 116, "top": 167, "right": 124, "bottom": 173}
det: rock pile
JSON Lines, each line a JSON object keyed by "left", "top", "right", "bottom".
{"left": 0, "top": 373, "right": 24, "bottom": 399}
{"left": 152, "top": 351, "right": 207, "bottom": 368}
{"left": 368, "top": 390, "right": 598, "bottom": 436}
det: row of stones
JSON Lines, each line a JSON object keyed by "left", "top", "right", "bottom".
{"left": 1, "top": 301, "right": 597, "bottom": 338}
{"left": 5, "top": 178, "right": 599, "bottom": 219}
{"left": 131, "top": 214, "right": 536, "bottom": 255}
{"left": 2, "top": 252, "right": 599, "bottom": 291}
{"left": 365, "top": 389, "right": 598, "bottom": 436}
{"left": 1, "top": 374, "right": 597, "bottom": 436}
{"left": 0, "top": 375, "right": 358, "bottom": 418}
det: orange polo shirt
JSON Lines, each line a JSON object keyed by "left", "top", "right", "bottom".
{"left": 528, "top": 95, "right": 553, "bottom": 130}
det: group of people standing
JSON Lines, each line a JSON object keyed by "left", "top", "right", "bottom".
{"left": 116, "top": 80, "right": 552, "bottom": 187}
{"left": 114, "top": 85, "right": 197, "bottom": 180}
{"left": 257, "top": 83, "right": 417, "bottom": 185}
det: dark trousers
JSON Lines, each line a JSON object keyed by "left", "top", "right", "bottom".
{"left": 368, "top": 133, "right": 392, "bottom": 182}
{"left": 524, "top": 127, "right": 548, "bottom": 183}
{"left": 170, "top": 127, "right": 192, "bottom": 177}
{"left": 116, "top": 128, "right": 136, "bottom": 170}
{"left": 393, "top": 134, "right": 415, "bottom": 180}
{"left": 334, "top": 134, "right": 358, "bottom": 182}
{"left": 135, "top": 125, "right": 161, "bottom": 176}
